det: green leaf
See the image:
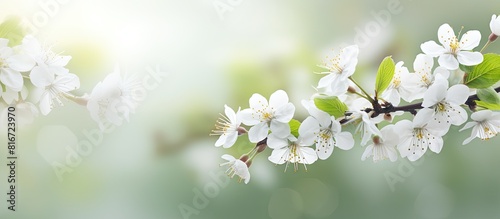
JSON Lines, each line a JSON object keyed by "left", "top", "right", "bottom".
{"left": 0, "top": 16, "right": 25, "bottom": 46}
{"left": 314, "top": 96, "right": 348, "bottom": 118}
{"left": 477, "top": 87, "right": 500, "bottom": 104}
{"left": 464, "top": 54, "right": 500, "bottom": 89}
{"left": 289, "top": 119, "right": 301, "bottom": 138}
{"left": 459, "top": 64, "right": 475, "bottom": 73}
{"left": 475, "top": 100, "right": 500, "bottom": 110}
{"left": 375, "top": 56, "right": 396, "bottom": 97}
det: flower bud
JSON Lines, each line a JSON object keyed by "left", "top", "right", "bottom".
{"left": 245, "top": 160, "right": 252, "bottom": 167}
{"left": 347, "top": 86, "right": 357, "bottom": 94}
{"left": 237, "top": 127, "right": 248, "bottom": 135}
{"left": 384, "top": 113, "right": 392, "bottom": 122}
{"left": 257, "top": 143, "right": 267, "bottom": 153}
{"left": 489, "top": 33, "right": 498, "bottom": 42}
{"left": 239, "top": 154, "right": 249, "bottom": 163}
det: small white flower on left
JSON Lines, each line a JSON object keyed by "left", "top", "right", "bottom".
{"left": 220, "top": 154, "right": 250, "bottom": 184}
{"left": 211, "top": 105, "right": 244, "bottom": 148}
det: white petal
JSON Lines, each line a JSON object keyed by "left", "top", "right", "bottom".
{"left": 29, "top": 66, "right": 54, "bottom": 88}
{"left": 298, "top": 117, "right": 320, "bottom": 145}
{"left": 215, "top": 134, "right": 227, "bottom": 147}
{"left": 421, "top": 41, "right": 445, "bottom": 57}
{"left": 270, "top": 120, "right": 290, "bottom": 138}
{"left": 267, "top": 133, "right": 289, "bottom": 149}
{"left": 53, "top": 73, "right": 80, "bottom": 92}
{"left": 462, "top": 127, "right": 477, "bottom": 145}
{"left": 317, "top": 73, "right": 335, "bottom": 88}
{"left": 239, "top": 108, "right": 259, "bottom": 126}
{"left": 470, "top": 110, "right": 492, "bottom": 121}
{"left": 0, "top": 68, "right": 23, "bottom": 91}
{"left": 433, "top": 66, "right": 450, "bottom": 79}
{"left": 427, "top": 133, "right": 444, "bottom": 154}
{"left": 446, "top": 84, "right": 469, "bottom": 105}
{"left": 447, "top": 103, "right": 468, "bottom": 126}
{"left": 438, "top": 54, "right": 459, "bottom": 70}
{"left": 300, "top": 147, "right": 318, "bottom": 164}
{"left": 490, "top": 15, "right": 500, "bottom": 36}
{"left": 224, "top": 104, "right": 237, "bottom": 122}
{"left": 1, "top": 87, "right": 19, "bottom": 104}
{"left": 248, "top": 122, "right": 269, "bottom": 143}
{"left": 51, "top": 55, "right": 72, "bottom": 67}
{"left": 334, "top": 132, "right": 354, "bottom": 150}
{"left": 413, "top": 108, "right": 434, "bottom": 128}
{"left": 437, "top": 23, "right": 455, "bottom": 49}
{"left": 269, "top": 90, "right": 289, "bottom": 109}
{"left": 249, "top": 93, "right": 268, "bottom": 112}
{"left": 305, "top": 102, "right": 331, "bottom": 128}
{"left": 460, "top": 121, "right": 477, "bottom": 132}
{"left": 328, "top": 77, "right": 349, "bottom": 96}
{"left": 39, "top": 93, "right": 52, "bottom": 115}
{"left": 361, "top": 145, "right": 374, "bottom": 161}
{"left": 428, "top": 110, "right": 452, "bottom": 132}
{"left": 6, "top": 54, "right": 35, "bottom": 72}
{"left": 274, "top": 102, "right": 295, "bottom": 123}
{"left": 223, "top": 132, "right": 238, "bottom": 148}
{"left": 457, "top": 51, "right": 483, "bottom": 66}
{"left": 221, "top": 154, "right": 236, "bottom": 162}
{"left": 422, "top": 80, "right": 448, "bottom": 107}
{"left": 387, "top": 146, "right": 398, "bottom": 162}
{"left": 316, "top": 135, "right": 333, "bottom": 160}
{"left": 268, "top": 148, "right": 288, "bottom": 164}
{"left": 459, "top": 30, "right": 481, "bottom": 50}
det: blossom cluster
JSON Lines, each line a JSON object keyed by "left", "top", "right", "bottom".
{"left": 211, "top": 15, "right": 500, "bottom": 184}
{"left": 0, "top": 34, "right": 141, "bottom": 127}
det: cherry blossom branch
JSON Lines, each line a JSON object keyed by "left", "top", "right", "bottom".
{"left": 364, "top": 85, "right": 500, "bottom": 117}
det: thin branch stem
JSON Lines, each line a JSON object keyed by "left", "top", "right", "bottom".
{"left": 366, "top": 85, "right": 500, "bottom": 116}
{"left": 349, "top": 76, "right": 375, "bottom": 103}
{"left": 481, "top": 40, "right": 491, "bottom": 53}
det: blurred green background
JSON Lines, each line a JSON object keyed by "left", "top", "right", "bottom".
{"left": 2, "top": 0, "right": 500, "bottom": 218}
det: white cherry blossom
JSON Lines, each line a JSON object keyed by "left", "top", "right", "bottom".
{"left": 317, "top": 45, "right": 359, "bottom": 96}
{"left": 361, "top": 125, "right": 399, "bottom": 162}
{"left": 220, "top": 154, "right": 250, "bottom": 184}
{"left": 20, "top": 35, "right": 71, "bottom": 75}
{"left": 268, "top": 135, "right": 318, "bottom": 172}
{"left": 460, "top": 110, "right": 500, "bottom": 145}
{"left": 0, "top": 38, "right": 35, "bottom": 92}
{"left": 382, "top": 61, "right": 414, "bottom": 105}
{"left": 30, "top": 65, "right": 80, "bottom": 115}
{"left": 395, "top": 110, "right": 445, "bottom": 161}
{"left": 404, "top": 54, "right": 450, "bottom": 102}
{"left": 421, "top": 23, "right": 483, "bottom": 70}
{"left": 239, "top": 90, "right": 295, "bottom": 146}
{"left": 419, "top": 75, "right": 469, "bottom": 131}
{"left": 211, "top": 105, "right": 243, "bottom": 148}
{"left": 87, "top": 68, "right": 143, "bottom": 129}
{"left": 300, "top": 100, "right": 354, "bottom": 160}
